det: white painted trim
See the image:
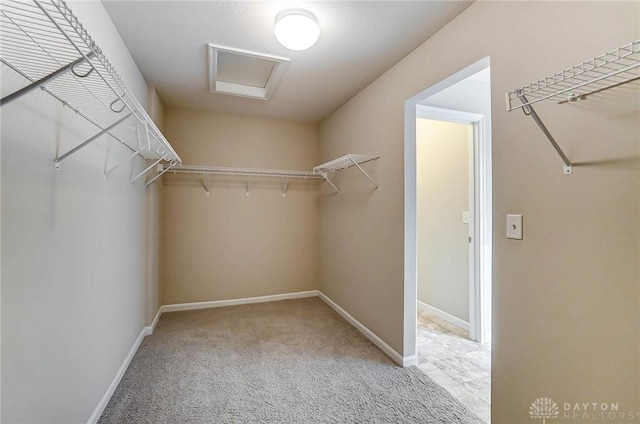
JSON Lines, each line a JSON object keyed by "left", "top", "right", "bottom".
{"left": 417, "top": 300, "right": 470, "bottom": 331}
{"left": 87, "top": 327, "right": 147, "bottom": 424}
{"left": 90, "top": 289, "right": 416, "bottom": 423}
{"left": 404, "top": 56, "right": 493, "bottom": 359}
{"left": 144, "top": 307, "right": 162, "bottom": 336}
{"left": 161, "top": 290, "right": 319, "bottom": 313}
{"left": 416, "top": 105, "right": 483, "bottom": 123}
{"left": 402, "top": 355, "right": 419, "bottom": 367}
{"left": 317, "top": 291, "right": 414, "bottom": 367}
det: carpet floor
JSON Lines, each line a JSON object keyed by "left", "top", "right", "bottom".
{"left": 99, "top": 297, "right": 483, "bottom": 423}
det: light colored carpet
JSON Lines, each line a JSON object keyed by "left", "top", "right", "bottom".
{"left": 99, "top": 297, "right": 483, "bottom": 423}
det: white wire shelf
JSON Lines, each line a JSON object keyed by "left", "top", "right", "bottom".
{"left": 0, "top": 0, "right": 181, "bottom": 176}
{"left": 313, "top": 154, "right": 379, "bottom": 174}
{"left": 506, "top": 40, "right": 640, "bottom": 111}
{"left": 154, "top": 154, "right": 380, "bottom": 192}
{"left": 160, "top": 164, "right": 323, "bottom": 180}
{"left": 157, "top": 164, "right": 324, "bottom": 194}
{"left": 505, "top": 40, "right": 640, "bottom": 175}
{"left": 313, "top": 154, "right": 380, "bottom": 192}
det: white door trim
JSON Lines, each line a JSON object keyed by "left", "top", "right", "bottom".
{"left": 404, "top": 57, "right": 492, "bottom": 358}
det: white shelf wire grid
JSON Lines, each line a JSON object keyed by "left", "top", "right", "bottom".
{"left": 160, "top": 164, "right": 324, "bottom": 180}
{"left": 157, "top": 154, "right": 380, "bottom": 193}
{"left": 313, "top": 154, "right": 379, "bottom": 174}
{"left": 0, "top": 0, "right": 181, "bottom": 165}
{"left": 312, "top": 153, "right": 379, "bottom": 192}
{"left": 506, "top": 40, "right": 640, "bottom": 111}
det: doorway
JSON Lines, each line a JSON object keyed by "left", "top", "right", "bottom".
{"left": 403, "top": 58, "right": 492, "bottom": 420}
{"left": 403, "top": 57, "right": 492, "bottom": 354}
{"left": 416, "top": 119, "right": 474, "bottom": 332}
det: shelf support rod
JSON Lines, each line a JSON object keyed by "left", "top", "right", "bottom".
{"left": 0, "top": 58, "right": 140, "bottom": 158}
{"left": 145, "top": 161, "right": 177, "bottom": 188}
{"left": 55, "top": 112, "right": 132, "bottom": 170}
{"left": 104, "top": 149, "right": 140, "bottom": 180}
{"left": 348, "top": 156, "right": 379, "bottom": 189}
{"left": 322, "top": 172, "right": 340, "bottom": 193}
{"left": 518, "top": 93, "right": 573, "bottom": 175}
{"left": 201, "top": 173, "right": 211, "bottom": 195}
{"left": 0, "top": 53, "right": 94, "bottom": 107}
{"left": 131, "top": 158, "right": 163, "bottom": 184}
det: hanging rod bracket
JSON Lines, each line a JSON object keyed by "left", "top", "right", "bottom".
{"left": 518, "top": 93, "right": 573, "bottom": 175}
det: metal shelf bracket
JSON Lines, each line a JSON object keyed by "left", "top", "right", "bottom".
{"left": 313, "top": 154, "right": 380, "bottom": 192}
{"left": 55, "top": 112, "right": 132, "bottom": 170}
{"left": 144, "top": 161, "right": 177, "bottom": 188}
{"left": 519, "top": 93, "right": 573, "bottom": 175}
{"left": 506, "top": 40, "right": 640, "bottom": 175}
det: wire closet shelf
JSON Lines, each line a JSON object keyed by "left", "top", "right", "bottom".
{"left": 159, "top": 154, "right": 380, "bottom": 194}
{"left": 506, "top": 40, "right": 640, "bottom": 111}
{"left": 505, "top": 40, "right": 640, "bottom": 175}
{"left": 0, "top": 0, "right": 181, "bottom": 176}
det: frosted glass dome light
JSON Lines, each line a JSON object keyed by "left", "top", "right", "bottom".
{"left": 274, "top": 9, "right": 320, "bottom": 51}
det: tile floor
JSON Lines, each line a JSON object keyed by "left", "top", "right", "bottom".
{"left": 416, "top": 310, "right": 491, "bottom": 423}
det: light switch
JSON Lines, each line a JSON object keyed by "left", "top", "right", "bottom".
{"left": 506, "top": 214, "right": 523, "bottom": 240}
{"left": 462, "top": 211, "right": 470, "bottom": 224}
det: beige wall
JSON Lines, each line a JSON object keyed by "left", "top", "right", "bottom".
{"left": 417, "top": 119, "right": 470, "bottom": 322}
{"left": 319, "top": 2, "right": 639, "bottom": 422}
{"left": 161, "top": 109, "right": 320, "bottom": 304}
{"left": 1, "top": 2, "right": 160, "bottom": 422}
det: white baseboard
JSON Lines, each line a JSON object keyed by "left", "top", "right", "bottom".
{"left": 417, "top": 300, "right": 469, "bottom": 331}
{"left": 90, "top": 289, "right": 413, "bottom": 422}
{"left": 144, "top": 307, "right": 162, "bottom": 336}
{"left": 402, "top": 355, "right": 419, "bottom": 367}
{"left": 317, "top": 291, "right": 410, "bottom": 367}
{"left": 161, "top": 290, "right": 319, "bottom": 313}
{"left": 87, "top": 327, "right": 147, "bottom": 424}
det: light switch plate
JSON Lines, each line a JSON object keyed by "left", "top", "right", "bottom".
{"left": 507, "top": 214, "right": 523, "bottom": 240}
{"left": 462, "top": 211, "right": 470, "bottom": 224}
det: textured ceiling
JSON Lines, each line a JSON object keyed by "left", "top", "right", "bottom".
{"left": 102, "top": 1, "right": 473, "bottom": 123}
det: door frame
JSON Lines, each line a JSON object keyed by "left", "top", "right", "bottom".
{"left": 402, "top": 57, "right": 492, "bottom": 365}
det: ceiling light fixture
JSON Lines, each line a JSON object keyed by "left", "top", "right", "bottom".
{"left": 274, "top": 9, "right": 320, "bottom": 51}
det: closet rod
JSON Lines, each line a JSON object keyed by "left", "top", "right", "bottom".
{"left": 0, "top": 52, "right": 93, "bottom": 106}
{"left": 0, "top": 0, "right": 182, "bottom": 170}
{"left": 0, "top": 57, "right": 141, "bottom": 159}
{"left": 160, "top": 164, "right": 324, "bottom": 180}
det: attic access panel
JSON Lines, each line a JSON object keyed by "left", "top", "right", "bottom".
{"left": 208, "top": 44, "right": 289, "bottom": 100}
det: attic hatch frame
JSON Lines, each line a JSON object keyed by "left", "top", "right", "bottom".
{"left": 505, "top": 40, "right": 640, "bottom": 175}
{"left": 208, "top": 44, "right": 290, "bottom": 100}
{"left": 0, "top": 0, "right": 181, "bottom": 182}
